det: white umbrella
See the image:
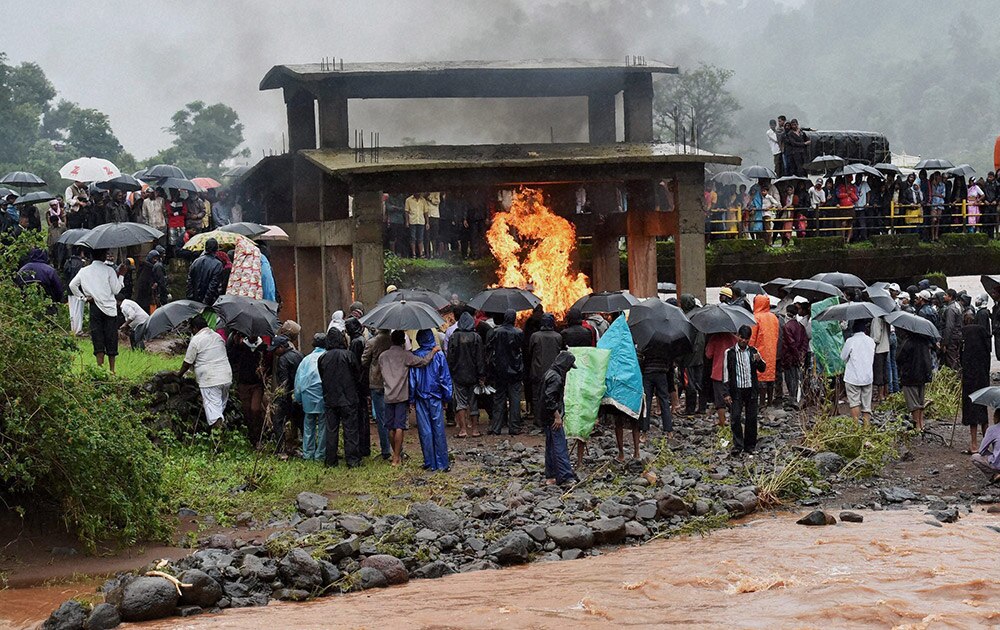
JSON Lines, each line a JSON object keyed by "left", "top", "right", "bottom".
{"left": 59, "top": 157, "right": 121, "bottom": 182}
{"left": 258, "top": 225, "right": 289, "bottom": 241}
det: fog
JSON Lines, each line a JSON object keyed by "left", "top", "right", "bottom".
{"left": 6, "top": 0, "right": 996, "bottom": 168}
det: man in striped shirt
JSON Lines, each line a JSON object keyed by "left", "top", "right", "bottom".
{"left": 723, "top": 325, "right": 767, "bottom": 457}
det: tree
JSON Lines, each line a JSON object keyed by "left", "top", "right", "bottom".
{"left": 166, "top": 101, "right": 249, "bottom": 171}
{"left": 0, "top": 54, "right": 51, "bottom": 166}
{"left": 41, "top": 100, "right": 124, "bottom": 161}
{"left": 653, "top": 64, "right": 741, "bottom": 152}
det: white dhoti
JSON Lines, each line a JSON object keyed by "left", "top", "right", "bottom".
{"left": 68, "top": 295, "right": 84, "bottom": 335}
{"left": 200, "top": 384, "right": 231, "bottom": 425}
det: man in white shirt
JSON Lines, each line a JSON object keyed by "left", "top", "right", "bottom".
{"left": 840, "top": 320, "right": 876, "bottom": 425}
{"left": 767, "top": 119, "right": 782, "bottom": 177}
{"left": 178, "top": 316, "right": 233, "bottom": 427}
{"left": 69, "top": 249, "right": 126, "bottom": 373}
{"left": 117, "top": 295, "right": 150, "bottom": 350}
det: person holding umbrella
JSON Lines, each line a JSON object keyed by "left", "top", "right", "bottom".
{"left": 722, "top": 325, "right": 767, "bottom": 456}
{"left": 378, "top": 330, "right": 440, "bottom": 466}
{"left": 177, "top": 316, "right": 233, "bottom": 429}
{"left": 409, "top": 329, "right": 453, "bottom": 472}
{"left": 840, "top": 320, "right": 876, "bottom": 426}
{"left": 187, "top": 238, "right": 224, "bottom": 306}
{"left": 896, "top": 330, "right": 934, "bottom": 433}
{"left": 486, "top": 309, "right": 525, "bottom": 435}
{"left": 69, "top": 248, "right": 126, "bottom": 373}
{"left": 62, "top": 246, "right": 88, "bottom": 335}
{"left": 961, "top": 312, "right": 991, "bottom": 453}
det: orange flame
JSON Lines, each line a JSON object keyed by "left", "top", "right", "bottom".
{"left": 486, "top": 187, "right": 590, "bottom": 317}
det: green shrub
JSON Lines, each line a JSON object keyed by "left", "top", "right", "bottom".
{"left": 803, "top": 415, "right": 910, "bottom": 478}
{"left": 0, "top": 232, "right": 165, "bottom": 549}
{"left": 708, "top": 239, "right": 766, "bottom": 256}
{"left": 914, "top": 271, "right": 948, "bottom": 291}
{"left": 870, "top": 233, "right": 920, "bottom": 248}
{"left": 792, "top": 236, "right": 845, "bottom": 252}
{"left": 939, "top": 232, "right": 988, "bottom": 248}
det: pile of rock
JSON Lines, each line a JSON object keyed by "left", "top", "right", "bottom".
{"left": 139, "top": 371, "right": 241, "bottom": 437}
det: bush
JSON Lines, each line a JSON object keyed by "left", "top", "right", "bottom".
{"left": 0, "top": 232, "right": 165, "bottom": 549}
{"left": 870, "top": 233, "right": 920, "bottom": 248}
{"left": 708, "top": 239, "right": 766, "bottom": 256}
{"left": 915, "top": 271, "right": 948, "bottom": 291}
{"left": 939, "top": 232, "right": 989, "bottom": 247}
{"left": 804, "top": 415, "right": 910, "bottom": 478}
{"left": 792, "top": 236, "right": 845, "bottom": 252}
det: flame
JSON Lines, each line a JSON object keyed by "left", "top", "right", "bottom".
{"left": 486, "top": 187, "right": 590, "bottom": 317}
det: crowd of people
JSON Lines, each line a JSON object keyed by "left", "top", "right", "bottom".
{"left": 384, "top": 191, "right": 490, "bottom": 260}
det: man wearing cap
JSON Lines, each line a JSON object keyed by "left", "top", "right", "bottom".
{"left": 540, "top": 350, "right": 579, "bottom": 485}
{"left": 69, "top": 249, "right": 126, "bottom": 373}
{"left": 294, "top": 334, "right": 328, "bottom": 461}
{"left": 270, "top": 335, "right": 304, "bottom": 452}
{"left": 915, "top": 290, "right": 937, "bottom": 325}
{"left": 178, "top": 315, "right": 233, "bottom": 427}
{"left": 722, "top": 325, "right": 767, "bottom": 456}
{"left": 719, "top": 286, "right": 734, "bottom": 304}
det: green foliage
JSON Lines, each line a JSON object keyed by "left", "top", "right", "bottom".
{"left": 72, "top": 341, "right": 183, "bottom": 382}
{"left": 915, "top": 272, "right": 948, "bottom": 290}
{"left": 792, "top": 236, "right": 846, "bottom": 252}
{"left": 746, "top": 454, "right": 813, "bottom": 507}
{"left": 41, "top": 100, "right": 124, "bottom": 162}
{"left": 161, "top": 101, "right": 250, "bottom": 176}
{"left": 870, "top": 233, "right": 921, "bottom": 248}
{"left": 653, "top": 64, "right": 741, "bottom": 151}
{"left": 383, "top": 249, "right": 406, "bottom": 285}
{"left": 708, "top": 239, "right": 766, "bottom": 256}
{"left": 804, "top": 416, "right": 911, "bottom": 479}
{"left": 939, "top": 232, "right": 989, "bottom": 248}
{"left": 0, "top": 232, "right": 164, "bottom": 549}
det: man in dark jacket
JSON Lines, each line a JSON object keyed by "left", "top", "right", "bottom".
{"left": 319, "top": 329, "right": 361, "bottom": 467}
{"left": 270, "top": 335, "right": 304, "bottom": 451}
{"left": 561, "top": 307, "right": 594, "bottom": 347}
{"left": 16, "top": 247, "right": 63, "bottom": 304}
{"left": 486, "top": 308, "right": 525, "bottom": 435}
{"left": 528, "top": 313, "right": 564, "bottom": 425}
{"left": 540, "top": 350, "right": 578, "bottom": 485}
{"left": 678, "top": 294, "right": 706, "bottom": 415}
{"left": 227, "top": 332, "right": 270, "bottom": 445}
{"left": 779, "top": 304, "right": 809, "bottom": 408}
{"left": 187, "top": 238, "right": 223, "bottom": 306}
{"left": 522, "top": 304, "right": 544, "bottom": 418}
{"left": 897, "top": 331, "right": 934, "bottom": 432}
{"left": 722, "top": 325, "right": 767, "bottom": 456}
{"left": 447, "top": 312, "right": 485, "bottom": 437}
{"left": 134, "top": 249, "right": 168, "bottom": 313}
{"left": 345, "top": 317, "right": 371, "bottom": 458}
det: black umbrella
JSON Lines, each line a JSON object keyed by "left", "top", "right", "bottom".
{"left": 359, "top": 300, "right": 445, "bottom": 331}
{"left": 804, "top": 155, "right": 845, "bottom": 173}
{"left": 873, "top": 163, "right": 902, "bottom": 176}
{"left": 762, "top": 277, "right": 795, "bottom": 298}
{"left": 981, "top": 275, "right": 1000, "bottom": 296}
{"left": 884, "top": 311, "right": 941, "bottom": 340}
{"left": 774, "top": 175, "right": 812, "bottom": 186}
{"left": 0, "top": 171, "right": 45, "bottom": 187}
{"left": 76, "top": 222, "right": 163, "bottom": 249}
{"left": 783, "top": 279, "right": 844, "bottom": 302}
{"left": 219, "top": 222, "right": 269, "bottom": 238}
{"left": 467, "top": 287, "right": 541, "bottom": 313}
{"left": 863, "top": 286, "right": 897, "bottom": 313}
{"left": 376, "top": 288, "right": 450, "bottom": 310}
{"left": 741, "top": 165, "right": 777, "bottom": 179}
{"left": 814, "top": 301, "right": 888, "bottom": 322}
{"left": 810, "top": 272, "right": 866, "bottom": 290}
{"left": 831, "top": 164, "right": 884, "bottom": 179}
{"left": 914, "top": 158, "right": 954, "bottom": 170}
{"left": 133, "top": 168, "right": 149, "bottom": 180}
{"left": 689, "top": 303, "right": 757, "bottom": 334}
{"left": 222, "top": 165, "right": 251, "bottom": 178}
{"left": 143, "top": 164, "right": 187, "bottom": 180}
{"left": 711, "top": 171, "right": 750, "bottom": 186}
{"left": 212, "top": 295, "right": 279, "bottom": 338}
{"left": 571, "top": 291, "right": 641, "bottom": 314}
{"left": 14, "top": 190, "right": 56, "bottom": 205}
{"left": 97, "top": 174, "right": 143, "bottom": 192}
{"left": 144, "top": 300, "right": 208, "bottom": 340}
{"left": 946, "top": 164, "right": 976, "bottom": 179}
{"left": 970, "top": 386, "right": 1000, "bottom": 409}
{"left": 57, "top": 228, "right": 91, "bottom": 245}
{"left": 155, "top": 177, "right": 200, "bottom": 193}
{"left": 731, "top": 280, "right": 765, "bottom": 295}
{"left": 627, "top": 298, "right": 695, "bottom": 355}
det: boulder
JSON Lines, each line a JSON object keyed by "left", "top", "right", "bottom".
{"left": 561, "top": 548, "right": 585, "bottom": 560}
{"left": 272, "top": 589, "right": 310, "bottom": 601}
{"left": 735, "top": 491, "right": 758, "bottom": 515}
{"left": 656, "top": 494, "right": 690, "bottom": 518}
{"left": 84, "top": 603, "right": 120, "bottom": 630}
{"left": 796, "top": 510, "right": 837, "bottom": 526}
{"left": 545, "top": 524, "right": 595, "bottom": 550}
{"left": 43, "top": 600, "right": 87, "bottom": 630}
{"left": 296, "top": 491, "right": 329, "bottom": 516}
{"left": 813, "top": 451, "right": 847, "bottom": 475}
{"left": 591, "top": 517, "right": 627, "bottom": 545}
{"left": 240, "top": 555, "right": 278, "bottom": 582}
{"left": 361, "top": 555, "right": 409, "bottom": 585}
{"left": 471, "top": 501, "right": 507, "bottom": 519}
{"left": 319, "top": 560, "right": 341, "bottom": 586}
{"left": 278, "top": 548, "right": 323, "bottom": 591}
{"left": 178, "top": 569, "right": 223, "bottom": 608}
{"left": 325, "top": 535, "right": 361, "bottom": 562}
{"left": 933, "top": 508, "right": 960, "bottom": 523}
{"left": 339, "top": 515, "right": 374, "bottom": 536}
{"left": 489, "top": 530, "right": 534, "bottom": 565}
{"left": 116, "top": 576, "right": 179, "bottom": 622}
{"left": 357, "top": 567, "right": 389, "bottom": 590}
{"left": 524, "top": 525, "right": 547, "bottom": 543}
{"left": 625, "top": 520, "right": 650, "bottom": 538}
{"left": 408, "top": 502, "right": 461, "bottom": 533}
{"left": 635, "top": 502, "right": 658, "bottom": 520}
{"left": 205, "top": 533, "right": 233, "bottom": 550}
{"left": 413, "top": 561, "right": 455, "bottom": 579}
{"left": 296, "top": 517, "right": 322, "bottom": 535}
{"left": 879, "top": 486, "right": 918, "bottom": 504}
{"left": 839, "top": 511, "right": 864, "bottom": 523}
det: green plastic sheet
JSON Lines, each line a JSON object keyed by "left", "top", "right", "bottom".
{"left": 563, "top": 347, "right": 610, "bottom": 442}
{"left": 810, "top": 297, "right": 845, "bottom": 376}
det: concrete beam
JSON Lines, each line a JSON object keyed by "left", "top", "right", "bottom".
{"left": 285, "top": 89, "right": 317, "bottom": 152}
{"left": 587, "top": 93, "right": 617, "bottom": 144}
{"left": 268, "top": 246, "right": 297, "bottom": 324}
{"left": 324, "top": 246, "right": 354, "bottom": 322}
{"left": 588, "top": 184, "right": 621, "bottom": 292}
{"left": 351, "top": 191, "right": 385, "bottom": 311}
{"left": 625, "top": 181, "right": 659, "bottom": 298}
{"left": 623, "top": 73, "right": 654, "bottom": 142}
{"left": 317, "top": 93, "right": 349, "bottom": 149}
{"left": 674, "top": 165, "right": 707, "bottom": 302}
{"left": 295, "top": 247, "right": 325, "bottom": 342}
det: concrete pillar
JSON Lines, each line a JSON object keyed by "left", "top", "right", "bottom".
{"left": 318, "top": 93, "right": 349, "bottom": 149}
{"left": 674, "top": 166, "right": 707, "bottom": 302}
{"left": 295, "top": 247, "right": 325, "bottom": 342}
{"left": 324, "top": 246, "right": 354, "bottom": 321}
{"left": 269, "top": 246, "right": 297, "bottom": 324}
{"left": 292, "top": 154, "right": 321, "bottom": 222}
{"left": 588, "top": 184, "right": 621, "bottom": 292}
{"left": 352, "top": 191, "right": 385, "bottom": 311}
{"left": 587, "top": 93, "right": 617, "bottom": 144}
{"left": 285, "top": 89, "right": 316, "bottom": 152}
{"left": 626, "top": 180, "right": 658, "bottom": 298}
{"left": 623, "top": 73, "right": 654, "bottom": 142}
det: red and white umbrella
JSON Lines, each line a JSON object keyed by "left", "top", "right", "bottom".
{"left": 59, "top": 157, "right": 121, "bottom": 182}
{"left": 192, "top": 176, "right": 222, "bottom": 190}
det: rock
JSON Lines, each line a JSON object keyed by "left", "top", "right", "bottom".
{"left": 296, "top": 516, "right": 322, "bottom": 534}
{"left": 240, "top": 555, "right": 278, "bottom": 582}
{"left": 175, "top": 606, "right": 204, "bottom": 617}
{"left": 319, "top": 560, "right": 341, "bottom": 586}
{"left": 357, "top": 567, "right": 389, "bottom": 589}
{"left": 736, "top": 491, "right": 758, "bottom": 515}
{"left": 839, "top": 511, "right": 864, "bottom": 523}
{"left": 879, "top": 486, "right": 918, "bottom": 503}
{"left": 413, "top": 561, "right": 455, "bottom": 579}
{"left": 296, "top": 491, "right": 329, "bottom": 516}
{"left": 459, "top": 559, "right": 499, "bottom": 573}
{"left": 236, "top": 511, "right": 254, "bottom": 526}
{"left": 985, "top": 525, "right": 1000, "bottom": 534}
{"left": 463, "top": 486, "right": 487, "bottom": 498}
{"left": 796, "top": 510, "right": 837, "bottom": 526}
{"left": 635, "top": 502, "right": 658, "bottom": 520}
{"left": 278, "top": 548, "right": 323, "bottom": 591}
{"left": 84, "top": 603, "right": 120, "bottom": 630}
{"left": 524, "top": 524, "right": 547, "bottom": 543}
{"left": 561, "top": 548, "right": 585, "bottom": 560}
{"left": 591, "top": 517, "right": 627, "bottom": 545}
{"left": 408, "top": 502, "right": 461, "bottom": 533}
{"left": 325, "top": 535, "right": 361, "bottom": 562}
{"left": 43, "top": 600, "right": 87, "bottom": 630}
{"left": 694, "top": 500, "right": 711, "bottom": 517}
{"left": 471, "top": 501, "right": 507, "bottom": 519}
{"left": 339, "top": 515, "right": 374, "bottom": 536}
{"left": 625, "top": 520, "right": 649, "bottom": 538}
{"left": 655, "top": 494, "right": 690, "bottom": 518}
{"left": 178, "top": 569, "right": 223, "bottom": 607}
{"left": 813, "top": 451, "right": 847, "bottom": 475}
{"left": 116, "top": 576, "right": 180, "bottom": 622}
{"left": 598, "top": 501, "right": 636, "bottom": 520}
{"left": 933, "top": 508, "right": 959, "bottom": 523}
{"left": 545, "top": 524, "right": 595, "bottom": 550}
{"left": 361, "top": 555, "right": 409, "bottom": 585}
{"left": 466, "top": 538, "right": 486, "bottom": 552}
{"left": 272, "top": 589, "right": 310, "bottom": 601}
{"left": 924, "top": 519, "right": 943, "bottom": 528}
{"left": 489, "top": 530, "right": 534, "bottom": 565}
{"left": 205, "top": 533, "right": 233, "bottom": 550}
{"left": 177, "top": 508, "right": 199, "bottom": 518}
{"left": 414, "top": 527, "right": 439, "bottom": 542}
{"left": 723, "top": 499, "right": 747, "bottom": 516}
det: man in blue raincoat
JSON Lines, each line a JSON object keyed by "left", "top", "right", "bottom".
{"left": 410, "top": 329, "right": 453, "bottom": 471}
{"left": 293, "top": 333, "right": 327, "bottom": 461}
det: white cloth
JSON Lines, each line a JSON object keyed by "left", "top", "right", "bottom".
{"left": 767, "top": 128, "right": 781, "bottom": 155}
{"left": 141, "top": 197, "right": 167, "bottom": 230}
{"left": 68, "top": 295, "right": 84, "bottom": 334}
{"left": 809, "top": 187, "right": 826, "bottom": 208}
{"left": 200, "top": 384, "right": 230, "bottom": 424}
{"left": 840, "top": 331, "right": 876, "bottom": 386}
{"left": 69, "top": 261, "right": 124, "bottom": 317}
{"left": 120, "top": 299, "right": 150, "bottom": 328}
{"left": 870, "top": 316, "right": 890, "bottom": 354}
{"left": 184, "top": 328, "right": 233, "bottom": 388}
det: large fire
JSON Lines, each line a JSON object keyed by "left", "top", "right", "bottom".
{"left": 486, "top": 187, "right": 590, "bottom": 317}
